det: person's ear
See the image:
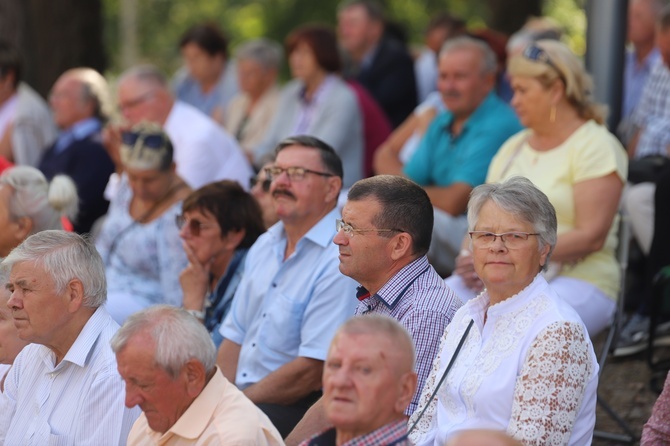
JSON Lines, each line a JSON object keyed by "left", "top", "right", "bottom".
{"left": 65, "top": 278, "right": 85, "bottom": 313}
{"left": 183, "top": 359, "right": 207, "bottom": 398}
{"left": 389, "top": 232, "right": 413, "bottom": 261}
{"left": 395, "top": 371, "right": 418, "bottom": 414}
{"left": 324, "top": 176, "right": 342, "bottom": 204}
{"left": 222, "top": 229, "right": 245, "bottom": 250}
{"left": 13, "top": 216, "right": 33, "bottom": 243}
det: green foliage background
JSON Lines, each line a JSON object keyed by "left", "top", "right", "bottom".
{"left": 103, "top": 0, "right": 586, "bottom": 75}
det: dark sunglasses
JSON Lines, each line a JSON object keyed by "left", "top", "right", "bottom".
{"left": 175, "top": 214, "right": 212, "bottom": 236}
{"left": 121, "top": 131, "right": 166, "bottom": 149}
{"left": 250, "top": 175, "right": 272, "bottom": 193}
{"left": 522, "top": 44, "right": 564, "bottom": 82}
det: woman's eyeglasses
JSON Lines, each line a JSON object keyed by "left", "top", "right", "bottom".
{"left": 469, "top": 231, "right": 539, "bottom": 249}
{"left": 175, "top": 214, "right": 213, "bottom": 236}
{"left": 250, "top": 175, "right": 272, "bottom": 193}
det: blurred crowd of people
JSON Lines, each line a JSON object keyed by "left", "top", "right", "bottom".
{"left": 1, "top": 0, "right": 670, "bottom": 444}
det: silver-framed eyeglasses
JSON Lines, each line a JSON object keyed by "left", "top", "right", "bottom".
{"left": 469, "top": 231, "right": 540, "bottom": 248}
{"left": 264, "top": 166, "right": 334, "bottom": 182}
{"left": 336, "top": 219, "right": 403, "bottom": 237}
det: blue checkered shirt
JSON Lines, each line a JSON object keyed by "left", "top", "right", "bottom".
{"left": 632, "top": 61, "right": 670, "bottom": 158}
{"left": 354, "top": 256, "right": 461, "bottom": 415}
{"left": 300, "top": 419, "right": 410, "bottom": 446}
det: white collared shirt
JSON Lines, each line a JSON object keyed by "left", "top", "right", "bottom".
{"left": 0, "top": 307, "right": 140, "bottom": 445}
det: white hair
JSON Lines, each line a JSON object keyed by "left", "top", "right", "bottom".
{"left": 0, "top": 166, "right": 78, "bottom": 233}
{"left": 111, "top": 305, "right": 217, "bottom": 379}
{"left": 440, "top": 36, "right": 498, "bottom": 75}
{"left": 1, "top": 230, "right": 107, "bottom": 307}
{"left": 235, "top": 38, "right": 283, "bottom": 71}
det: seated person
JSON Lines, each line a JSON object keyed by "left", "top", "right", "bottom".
{"left": 0, "top": 165, "right": 78, "bottom": 257}
{"left": 409, "top": 177, "right": 598, "bottom": 446}
{"left": 178, "top": 180, "right": 265, "bottom": 348}
{"left": 400, "top": 37, "right": 522, "bottom": 275}
{"left": 96, "top": 123, "right": 191, "bottom": 324}
{"left": 0, "top": 231, "right": 140, "bottom": 444}
{"left": 172, "top": 23, "right": 238, "bottom": 121}
{"left": 642, "top": 370, "right": 670, "bottom": 444}
{"left": 255, "top": 25, "right": 364, "bottom": 189}
{"left": 299, "top": 315, "right": 417, "bottom": 445}
{"left": 0, "top": 41, "right": 57, "bottom": 167}
{"left": 39, "top": 68, "right": 115, "bottom": 233}
{"left": 113, "top": 305, "right": 283, "bottom": 445}
{"left": 0, "top": 267, "right": 28, "bottom": 391}
{"left": 446, "top": 40, "right": 627, "bottom": 337}
{"left": 224, "top": 39, "right": 282, "bottom": 164}
{"left": 216, "top": 136, "right": 358, "bottom": 437}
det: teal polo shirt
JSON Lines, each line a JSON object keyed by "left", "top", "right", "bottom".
{"left": 404, "top": 92, "right": 523, "bottom": 187}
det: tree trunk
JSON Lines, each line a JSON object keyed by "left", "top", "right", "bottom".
{"left": 0, "top": 0, "right": 106, "bottom": 97}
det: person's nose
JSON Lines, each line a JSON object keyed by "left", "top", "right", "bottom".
{"left": 333, "top": 229, "right": 349, "bottom": 246}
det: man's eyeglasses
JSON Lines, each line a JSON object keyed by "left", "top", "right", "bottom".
{"left": 121, "top": 131, "right": 166, "bottom": 149}
{"left": 264, "top": 166, "right": 334, "bottom": 182}
{"left": 175, "top": 214, "right": 213, "bottom": 236}
{"left": 118, "top": 90, "right": 156, "bottom": 112}
{"left": 250, "top": 175, "right": 272, "bottom": 193}
{"left": 468, "top": 231, "right": 539, "bottom": 249}
{"left": 336, "top": 219, "right": 403, "bottom": 238}
{"left": 522, "top": 44, "right": 564, "bottom": 82}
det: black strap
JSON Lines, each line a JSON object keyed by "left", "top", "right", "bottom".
{"left": 408, "top": 318, "right": 475, "bottom": 435}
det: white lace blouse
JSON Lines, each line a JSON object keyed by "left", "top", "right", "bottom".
{"left": 409, "top": 274, "right": 598, "bottom": 446}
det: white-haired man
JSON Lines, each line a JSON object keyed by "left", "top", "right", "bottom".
{"left": 113, "top": 305, "right": 283, "bottom": 445}
{"left": 0, "top": 230, "right": 139, "bottom": 444}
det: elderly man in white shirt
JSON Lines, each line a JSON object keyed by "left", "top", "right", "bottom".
{"left": 108, "top": 64, "right": 253, "bottom": 193}
{"left": 0, "top": 230, "right": 140, "bottom": 445}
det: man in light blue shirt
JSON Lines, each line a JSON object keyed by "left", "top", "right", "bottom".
{"left": 403, "top": 37, "right": 522, "bottom": 275}
{"left": 217, "top": 135, "right": 358, "bottom": 438}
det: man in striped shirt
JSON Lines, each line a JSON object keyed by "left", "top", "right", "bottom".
{"left": 0, "top": 230, "right": 140, "bottom": 445}
{"left": 286, "top": 175, "right": 461, "bottom": 445}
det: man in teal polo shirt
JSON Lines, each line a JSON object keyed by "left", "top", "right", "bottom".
{"left": 403, "top": 36, "right": 522, "bottom": 275}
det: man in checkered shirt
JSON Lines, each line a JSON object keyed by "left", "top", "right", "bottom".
{"left": 286, "top": 175, "right": 461, "bottom": 445}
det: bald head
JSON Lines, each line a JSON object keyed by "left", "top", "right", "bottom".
{"left": 49, "top": 67, "right": 111, "bottom": 128}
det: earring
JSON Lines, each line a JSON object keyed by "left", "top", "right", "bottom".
{"left": 549, "top": 105, "right": 556, "bottom": 123}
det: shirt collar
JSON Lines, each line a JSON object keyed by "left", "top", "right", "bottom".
{"left": 360, "top": 256, "right": 430, "bottom": 310}
{"left": 66, "top": 117, "right": 102, "bottom": 140}
{"left": 161, "top": 367, "right": 227, "bottom": 440}
{"left": 268, "top": 206, "right": 340, "bottom": 251}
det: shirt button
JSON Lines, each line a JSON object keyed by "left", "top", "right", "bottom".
{"left": 262, "top": 313, "right": 266, "bottom": 318}
{"left": 252, "top": 343, "right": 256, "bottom": 347}
{"left": 272, "top": 283, "right": 277, "bottom": 288}
{"left": 242, "top": 373, "right": 247, "bottom": 377}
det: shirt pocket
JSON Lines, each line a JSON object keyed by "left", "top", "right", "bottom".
{"left": 261, "top": 292, "right": 303, "bottom": 353}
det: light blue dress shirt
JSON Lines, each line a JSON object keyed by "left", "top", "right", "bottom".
{"left": 622, "top": 48, "right": 660, "bottom": 119}
{"left": 220, "top": 207, "right": 358, "bottom": 389}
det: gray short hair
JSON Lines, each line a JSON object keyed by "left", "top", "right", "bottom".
{"left": 235, "top": 39, "right": 283, "bottom": 71}
{"left": 110, "top": 305, "right": 217, "bottom": 379}
{"left": 440, "top": 36, "right": 497, "bottom": 75}
{"left": 467, "top": 176, "right": 557, "bottom": 271}
{"left": 119, "top": 64, "right": 169, "bottom": 90}
{"left": 1, "top": 230, "right": 107, "bottom": 307}
{"left": 335, "top": 314, "right": 415, "bottom": 372}
{"left": 0, "top": 166, "right": 78, "bottom": 233}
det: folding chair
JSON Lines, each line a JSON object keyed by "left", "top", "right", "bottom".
{"left": 592, "top": 212, "right": 637, "bottom": 444}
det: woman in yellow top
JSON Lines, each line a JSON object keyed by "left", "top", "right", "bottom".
{"left": 445, "top": 40, "right": 627, "bottom": 336}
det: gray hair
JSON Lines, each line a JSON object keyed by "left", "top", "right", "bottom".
{"left": 335, "top": 314, "right": 415, "bottom": 372}
{"left": 1, "top": 230, "right": 107, "bottom": 307}
{"left": 111, "top": 305, "right": 217, "bottom": 379}
{"left": 0, "top": 166, "right": 78, "bottom": 233}
{"left": 235, "top": 39, "right": 283, "bottom": 71}
{"left": 64, "top": 68, "right": 113, "bottom": 123}
{"left": 440, "top": 36, "right": 497, "bottom": 75}
{"left": 119, "top": 64, "right": 169, "bottom": 90}
{"left": 467, "top": 176, "right": 557, "bottom": 271}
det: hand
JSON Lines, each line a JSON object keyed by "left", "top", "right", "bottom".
{"left": 454, "top": 250, "right": 483, "bottom": 292}
{"left": 180, "top": 241, "right": 212, "bottom": 311}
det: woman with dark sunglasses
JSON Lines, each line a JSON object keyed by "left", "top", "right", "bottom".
{"left": 177, "top": 180, "right": 265, "bottom": 347}
{"left": 445, "top": 40, "right": 627, "bottom": 338}
{"left": 250, "top": 161, "right": 279, "bottom": 229}
{"left": 95, "top": 122, "right": 191, "bottom": 324}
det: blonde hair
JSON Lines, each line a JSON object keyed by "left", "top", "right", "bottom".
{"left": 507, "top": 39, "right": 607, "bottom": 125}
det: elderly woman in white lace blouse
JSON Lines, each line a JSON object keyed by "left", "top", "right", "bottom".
{"left": 409, "top": 177, "right": 598, "bottom": 446}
